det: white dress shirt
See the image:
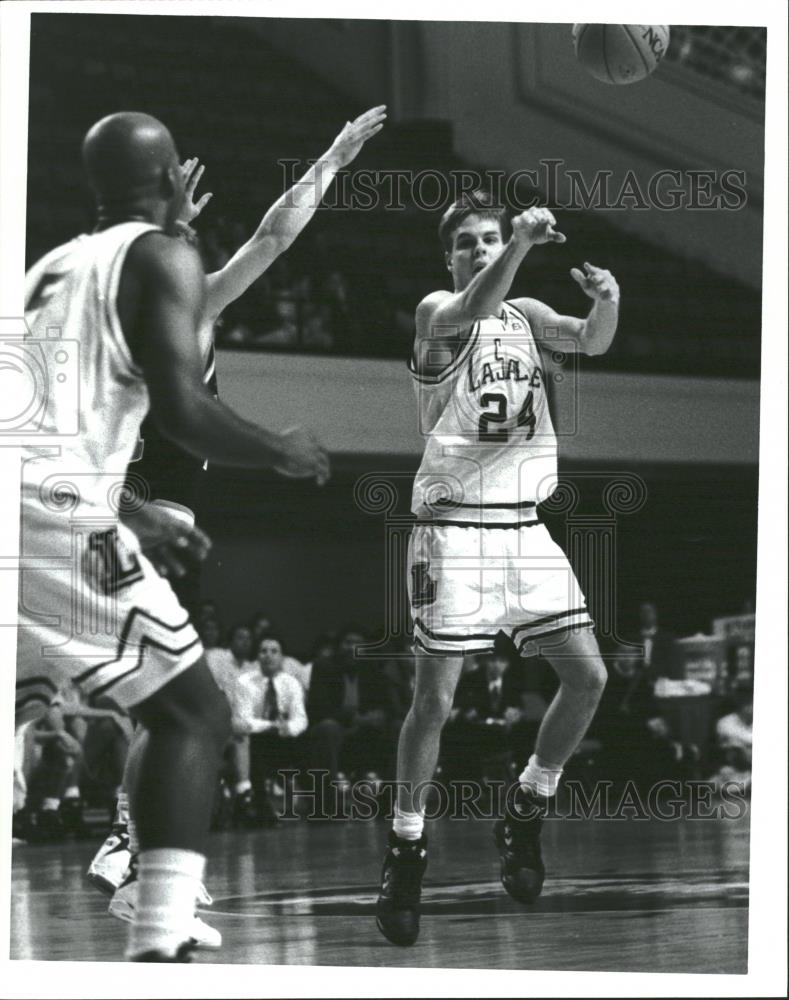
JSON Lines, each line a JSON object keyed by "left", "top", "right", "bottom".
{"left": 234, "top": 669, "right": 308, "bottom": 738}
{"left": 205, "top": 648, "right": 256, "bottom": 724}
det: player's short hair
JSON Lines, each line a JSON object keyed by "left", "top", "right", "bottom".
{"left": 438, "top": 191, "right": 511, "bottom": 252}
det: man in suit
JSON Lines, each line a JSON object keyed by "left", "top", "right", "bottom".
{"left": 633, "top": 601, "right": 677, "bottom": 679}
{"left": 307, "top": 626, "right": 396, "bottom": 788}
{"left": 441, "top": 653, "right": 532, "bottom": 781}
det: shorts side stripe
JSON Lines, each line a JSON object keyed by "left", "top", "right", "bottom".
{"left": 87, "top": 635, "right": 202, "bottom": 702}
{"left": 413, "top": 616, "right": 503, "bottom": 643}
{"left": 517, "top": 619, "right": 595, "bottom": 647}
{"left": 74, "top": 607, "right": 193, "bottom": 684}
{"left": 511, "top": 607, "right": 589, "bottom": 637}
{"left": 412, "top": 635, "right": 491, "bottom": 657}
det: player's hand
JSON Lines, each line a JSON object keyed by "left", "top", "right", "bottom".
{"left": 570, "top": 262, "right": 620, "bottom": 303}
{"left": 325, "top": 105, "right": 387, "bottom": 169}
{"left": 511, "top": 206, "right": 566, "bottom": 247}
{"left": 274, "top": 425, "right": 331, "bottom": 486}
{"left": 178, "top": 157, "right": 213, "bottom": 224}
{"left": 53, "top": 731, "right": 83, "bottom": 757}
{"left": 122, "top": 500, "right": 212, "bottom": 579}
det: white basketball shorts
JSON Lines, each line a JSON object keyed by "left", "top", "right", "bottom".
{"left": 408, "top": 517, "right": 594, "bottom": 657}
{"left": 16, "top": 501, "right": 202, "bottom": 725}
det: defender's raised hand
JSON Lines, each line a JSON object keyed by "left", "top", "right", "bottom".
{"left": 325, "top": 105, "right": 387, "bottom": 169}
{"left": 570, "top": 262, "right": 620, "bottom": 302}
{"left": 178, "top": 157, "right": 213, "bottom": 224}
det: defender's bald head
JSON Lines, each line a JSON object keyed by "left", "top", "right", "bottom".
{"left": 82, "top": 112, "right": 182, "bottom": 208}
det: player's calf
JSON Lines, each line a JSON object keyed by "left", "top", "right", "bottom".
{"left": 125, "top": 661, "right": 231, "bottom": 960}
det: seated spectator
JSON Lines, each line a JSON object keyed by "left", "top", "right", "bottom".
{"left": 198, "top": 617, "right": 223, "bottom": 652}
{"left": 441, "top": 652, "right": 530, "bottom": 783}
{"left": 60, "top": 684, "right": 133, "bottom": 825}
{"left": 594, "top": 643, "right": 666, "bottom": 786}
{"left": 297, "top": 633, "right": 336, "bottom": 697}
{"left": 711, "top": 685, "right": 753, "bottom": 791}
{"left": 253, "top": 295, "right": 299, "bottom": 348}
{"left": 629, "top": 600, "right": 677, "bottom": 679}
{"left": 307, "top": 625, "right": 396, "bottom": 792}
{"left": 301, "top": 302, "right": 334, "bottom": 352}
{"left": 250, "top": 611, "right": 274, "bottom": 646}
{"left": 206, "top": 623, "right": 256, "bottom": 694}
{"left": 280, "top": 645, "right": 312, "bottom": 695}
{"left": 14, "top": 682, "right": 132, "bottom": 842}
{"left": 15, "top": 699, "right": 83, "bottom": 842}
{"left": 233, "top": 635, "right": 309, "bottom": 824}
{"left": 204, "top": 622, "right": 259, "bottom": 825}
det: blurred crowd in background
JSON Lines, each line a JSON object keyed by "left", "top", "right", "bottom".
{"left": 14, "top": 599, "right": 754, "bottom": 842}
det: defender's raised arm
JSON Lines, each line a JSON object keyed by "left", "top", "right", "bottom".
{"left": 201, "top": 105, "right": 386, "bottom": 320}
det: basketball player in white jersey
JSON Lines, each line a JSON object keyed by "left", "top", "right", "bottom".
{"left": 17, "top": 111, "right": 336, "bottom": 961}
{"left": 84, "top": 109, "right": 387, "bottom": 948}
{"left": 376, "top": 191, "right": 620, "bottom": 945}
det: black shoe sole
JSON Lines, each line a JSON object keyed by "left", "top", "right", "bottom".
{"left": 493, "top": 824, "right": 545, "bottom": 904}
{"left": 376, "top": 913, "right": 419, "bottom": 947}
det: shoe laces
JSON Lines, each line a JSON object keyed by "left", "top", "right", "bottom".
{"left": 384, "top": 843, "right": 427, "bottom": 904}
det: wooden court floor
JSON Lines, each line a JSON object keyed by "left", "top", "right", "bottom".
{"left": 11, "top": 812, "right": 749, "bottom": 972}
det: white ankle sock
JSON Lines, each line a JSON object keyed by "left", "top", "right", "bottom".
{"left": 235, "top": 780, "right": 252, "bottom": 795}
{"left": 519, "top": 754, "right": 564, "bottom": 798}
{"left": 127, "top": 848, "right": 205, "bottom": 959}
{"left": 393, "top": 805, "right": 425, "bottom": 841}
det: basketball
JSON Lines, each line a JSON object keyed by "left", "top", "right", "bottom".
{"left": 573, "top": 24, "right": 670, "bottom": 84}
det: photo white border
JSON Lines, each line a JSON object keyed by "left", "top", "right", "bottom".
{"left": 0, "top": 1, "right": 786, "bottom": 997}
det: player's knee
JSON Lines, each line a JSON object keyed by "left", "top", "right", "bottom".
{"left": 579, "top": 658, "right": 608, "bottom": 696}
{"left": 561, "top": 657, "right": 607, "bottom": 697}
{"left": 135, "top": 665, "right": 232, "bottom": 750}
{"left": 412, "top": 686, "right": 454, "bottom": 726}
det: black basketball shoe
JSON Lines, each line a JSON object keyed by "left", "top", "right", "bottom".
{"left": 375, "top": 831, "right": 428, "bottom": 946}
{"left": 130, "top": 940, "right": 197, "bottom": 962}
{"left": 493, "top": 786, "right": 547, "bottom": 903}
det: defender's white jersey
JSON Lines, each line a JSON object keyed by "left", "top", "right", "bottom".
{"left": 410, "top": 301, "right": 558, "bottom": 523}
{"left": 22, "top": 222, "right": 159, "bottom": 514}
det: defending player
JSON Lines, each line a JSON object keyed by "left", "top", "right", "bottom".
{"left": 84, "top": 107, "right": 387, "bottom": 949}
{"left": 376, "top": 192, "right": 620, "bottom": 945}
{"left": 17, "top": 110, "right": 335, "bottom": 961}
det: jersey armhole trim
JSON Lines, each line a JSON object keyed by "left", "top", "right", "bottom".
{"left": 105, "top": 223, "right": 162, "bottom": 381}
{"left": 505, "top": 300, "right": 533, "bottom": 332}
{"left": 408, "top": 321, "right": 481, "bottom": 385}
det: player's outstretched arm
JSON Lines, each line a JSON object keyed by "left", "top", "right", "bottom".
{"left": 411, "top": 207, "right": 565, "bottom": 376}
{"left": 513, "top": 263, "right": 620, "bottom": 356}
{"left": 203, "top": 105, "right": 386, "bottom": 320}
{"left": 124, "top": 233, "right": 329, "bottom": 483}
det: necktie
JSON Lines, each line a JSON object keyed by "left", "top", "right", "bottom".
{"left": 262, "top": 678, "right": 279, "bottom": 722}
